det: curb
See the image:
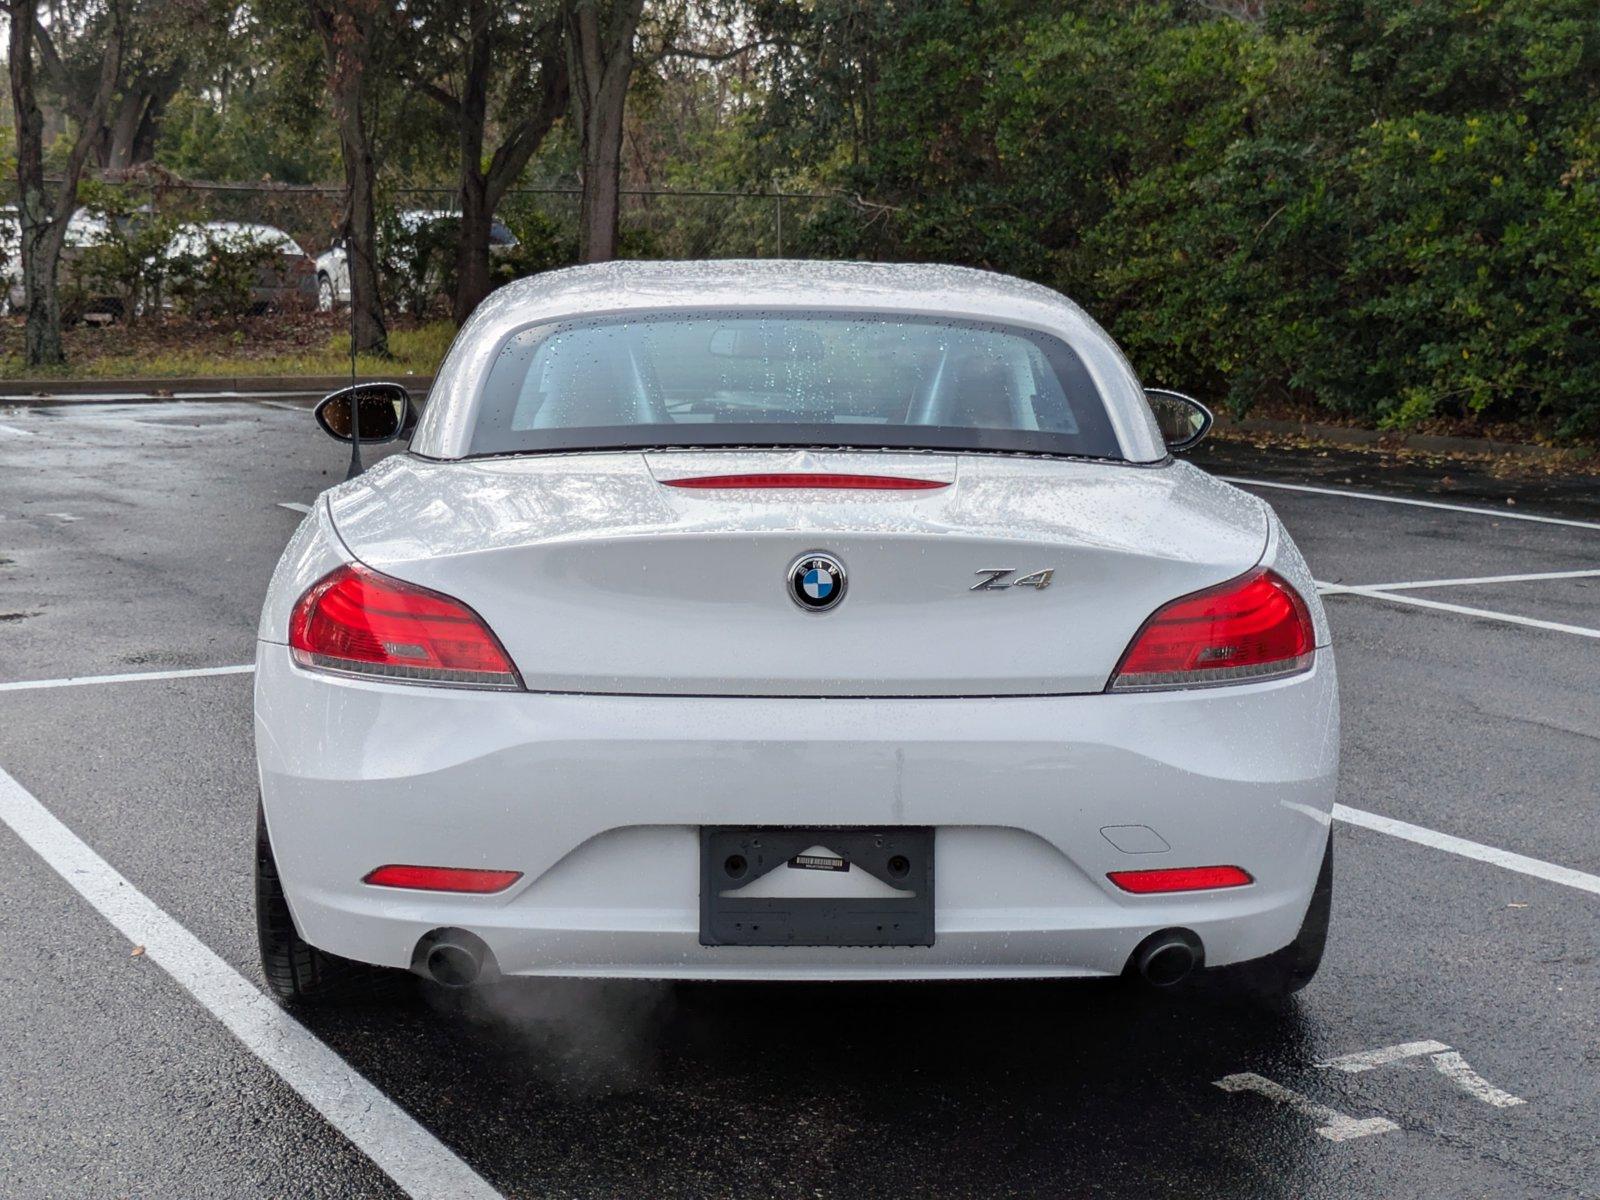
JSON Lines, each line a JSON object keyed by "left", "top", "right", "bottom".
{"left": 1213, "top": 414, "right": 1574, "bottom": 463}
{"left": 0, "top": 374, "right": 433, "bottom": 405}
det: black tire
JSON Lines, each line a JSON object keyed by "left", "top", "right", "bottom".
{"left": 255, "top": 802, "right": 397, "bottom": 1004}
{"left": 1216, "top": 832, "right": 1332, "bottom": 1001}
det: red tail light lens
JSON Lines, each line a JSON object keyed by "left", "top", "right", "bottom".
{"left": 1108, "top": 865, "right": 1253, "bottom": 893}
{"left": 363, "top": 864, "right": 522, "bottom": 893}
{"left": 1110, "top": 568, "right": 1314, "bottom": 692}
{"left": 289, "top": 563, "right": 521, "bottom": 690}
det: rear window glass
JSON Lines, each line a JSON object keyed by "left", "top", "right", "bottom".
{"left": 468, "top": 310, "right": 1123, "bottom": 460}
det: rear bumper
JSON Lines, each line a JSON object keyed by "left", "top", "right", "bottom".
{"left": 254, "top": 644, "right": 1339, "bottom": 980}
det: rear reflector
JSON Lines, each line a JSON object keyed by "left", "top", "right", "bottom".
{"left": 363, "top": 864, "right": 523, "bottom": 893}
{"left": 1107, "top": 866, "right": 1253, "bottom": 893}
{"left": 289, "top": 562, "right": 521, "bottom": 690}
{"left": 662, "top": 473, "right": 948, "bottom": 490}
{"left": 1109, "top": 568, "right": 1314, "bottom": 692}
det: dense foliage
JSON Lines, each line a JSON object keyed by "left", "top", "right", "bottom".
{"left": 748, "top": 0, "right": 1600, "bottom": 438}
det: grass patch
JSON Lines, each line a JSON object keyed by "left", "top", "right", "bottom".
{"left": 0, "top": 314, "right": 456, "bottom": 380}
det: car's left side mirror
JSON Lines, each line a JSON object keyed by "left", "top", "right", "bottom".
{"left": 1145, "top": 388, "right": 1213, "bottom": 453}
{"left": 314, "top": 382, "right": 416, "bottom": 445}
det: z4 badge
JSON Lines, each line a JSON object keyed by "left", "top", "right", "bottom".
{"left": 971, "top": 568, "right": 1055, "bottom": 592}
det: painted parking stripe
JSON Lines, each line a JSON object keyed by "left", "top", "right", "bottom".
{"left": 1318, "top": 568, "right": 1600, "bottom": 595}
{"left": 0, "top": 421, "right": 35, "bottom": 437}
{"left": 1322, "top": 584, "right": 1600, "bottom": 640}
{"left": 278, "top": 501, "right": 313, "bottom": 514}
{"left": 1319, "top": 1040, "right": 1451, "bottom": 1072}
{"left": 1334, "top": 803, "right": 1600, "bottom": 898}
{"left": 0, "top": 664, "right": 254, "bottom": 694}
{"left": 0, "top": 764, "right": 503, "bottom": 1200}
{"left": 1219, "top": 476, "right": 1600, "bottom": 532}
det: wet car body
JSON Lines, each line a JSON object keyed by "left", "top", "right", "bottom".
{"left": 254, "top": 261, "right": 1337, "bottom": 1001}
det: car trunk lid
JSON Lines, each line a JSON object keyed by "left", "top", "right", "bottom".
{"left": 327, "top": 450, "right": 1267, "bottom": 696}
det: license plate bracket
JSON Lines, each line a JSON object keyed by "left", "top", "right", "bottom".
{"left": 699, "top": 826, "right": 934, "bottom": 947}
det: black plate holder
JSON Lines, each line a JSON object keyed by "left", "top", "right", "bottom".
{"left": 700, "top": 827, "right": 934, "bottom": 947}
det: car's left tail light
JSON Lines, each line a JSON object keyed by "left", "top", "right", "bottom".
{"left": 289, "top": 562, "right": 521, "bottom": 690}
{"left": 1109, "top": 568, "right": 1314, "bottom": 692}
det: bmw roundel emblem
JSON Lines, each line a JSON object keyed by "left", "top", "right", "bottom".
{"left": 787, "top": 551, "right": 847, "bottom": 613}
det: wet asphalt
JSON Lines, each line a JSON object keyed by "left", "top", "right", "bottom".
{"left": 0, "top": 400, "right": 1597, "bottom": 1199}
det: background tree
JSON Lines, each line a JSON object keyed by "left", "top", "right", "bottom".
{"left": 5, "top": 0, "right": 129, "bottom": 366}
{"left": 305, "top": 0, "right": 394, "bottom": 354}
{"left": 406, "top": 0, "right": 568, "bottom": 322}
{"left": 564, "top": 0, "right": 645, "bottom": 263}
{"left": 32, "top": 0, "right": 223, "bottom": 170}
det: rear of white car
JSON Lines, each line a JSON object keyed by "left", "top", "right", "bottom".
{"left": 255, "top": 262, "right": 1336, "bottom": 1000}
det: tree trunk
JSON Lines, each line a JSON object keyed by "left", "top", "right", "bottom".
{"left": 311, "top": 0, "right": 390, "bottom": 356}
{"left": 565, "top": 0, "right": 645, "bottom": 265}
{"left": 336, "top": 80, "right": 388, "bottom": 355}
{"left": 7, "top": 0, "right": 126, "bottom": 367}
{"left": 454, "top": 173, "right": 493, "bottom": 325}
{"left": 451, "top": 0, "right": 493, "bottom": 325}
{"left": 576, "top": 91, "right": 626, "bottom": 263}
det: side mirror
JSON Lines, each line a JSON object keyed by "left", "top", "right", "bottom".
{"left": 1145, "top": 388, "right": 1213, "bottom": 453}
{"left": 314, "top": 382, "right": 416, "bottom": 445}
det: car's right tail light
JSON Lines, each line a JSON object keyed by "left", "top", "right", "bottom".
{"left": 1109, "top": 568, "right": 1314, "bottom": 691}
{"left": 289, "top": 562, "right": 521, "bottom": 690}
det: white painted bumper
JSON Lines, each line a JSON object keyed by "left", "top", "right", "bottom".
{"left": 254, "top": 645, "right": 1339, "bottom": 980}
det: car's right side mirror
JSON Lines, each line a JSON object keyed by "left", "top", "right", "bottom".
{"left": 1145, "top": 388, "right": 1213, "bottom": 453}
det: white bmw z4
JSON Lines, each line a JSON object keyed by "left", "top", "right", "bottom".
{"left": 254, "top": 261, "right": 1337, "bottom": 1003}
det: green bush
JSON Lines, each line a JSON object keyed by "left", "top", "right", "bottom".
{"left": 164, "top": 227, "right": 283, "bottom": 318}
{"left": 765, "top": 0, "right": 1600, "bottom": 439}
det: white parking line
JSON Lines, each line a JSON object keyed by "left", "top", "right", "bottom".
{"left": 0, "top": 422, "right": 35, "bottom": 437}
{"left": 278, "top": 501, "right": 312, "bottom": 514}
{"left": 0, "top": 764, "right": 503, "bottom": 1200}
{"left": 1219, "top": 476, "right": 1600, "bottom": 532}
{"left": 0, "top": 664, "right": 254, "bottom": 694}
{"left": 1318, "top": 568, "right": 1600, "bottom": 595}
{"left": 1334, "top": 804, "right": 1600, "bottom": 897}
{"left": 1319, "top": 1040, "right": 1451, "bottom": 1073}
{"left": 1322, "top": 585, "right": 1600, "bottom": 640}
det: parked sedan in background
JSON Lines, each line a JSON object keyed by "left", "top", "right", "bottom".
{"left": 315, "top": 209, "right": 520, "bottom": 310}
{"left": 1, "top": 207, "right": 114, "bottom": 315}
{"left": 161, "top": 221, "right": 318, "bottom": 314}
{"left": 255, "top": 260, "right": 1337, "bottom": 1008}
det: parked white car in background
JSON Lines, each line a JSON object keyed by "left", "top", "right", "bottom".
{"left": 255, "top": 261, "right": 1337, "bottom": 1006}
{"left": 0, "top": 207, "right": 114, "bottom": 315}
{"left": 314, "top": 209, "right": 520, "bottom": 310}
{"left": 160, "top": 221, "right": 317, "bottom": 313}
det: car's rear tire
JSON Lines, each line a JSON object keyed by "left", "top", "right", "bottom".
{"left": 255, "top": 801, "right": 398, "bottom": 1004}
{"left": 1215, "top": 832, "right": 1332, "bottom": 1001}
{"left": 317, "top": 274, "right": 334, "bottom": 312}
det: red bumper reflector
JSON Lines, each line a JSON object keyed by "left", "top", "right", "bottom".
{"left": 1107, "top": 865, "right": 1253, "bottom": 894}
{"left": 362, "top": 865, "right": 522, "bottom": 893}
{"left": 662, "top": 472, "right": 948, "bottom": 490}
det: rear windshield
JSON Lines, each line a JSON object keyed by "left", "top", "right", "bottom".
{"left": 468, "top": 310, "right": 1123, "bottom": 459}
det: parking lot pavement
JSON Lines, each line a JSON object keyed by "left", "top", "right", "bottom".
{"left": 2, "top": 399, "right": 1598, "bottom": 1199}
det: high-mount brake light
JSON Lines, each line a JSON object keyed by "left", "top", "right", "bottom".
{"left": 289, "top": 563, "right": 521, "bottom": 689}
{"left": 1107, "top": 865, "right": 1253, "bottom": 894}
{"left": 662, "top": 473, "right": 948, "bottom": 490}
{"left": 363, "top": 864, "right": 522, "bottom": 893}
{"left": 1109, "top": 568, "right": 1314, "bottom": 692}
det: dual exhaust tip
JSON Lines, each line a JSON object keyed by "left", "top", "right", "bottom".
{"left": 412, "top": 928, "right": 497, "bottom": 988}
